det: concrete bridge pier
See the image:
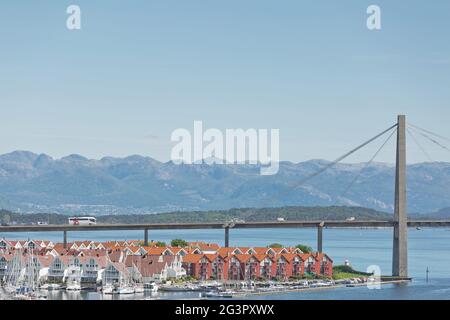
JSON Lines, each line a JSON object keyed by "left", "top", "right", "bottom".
{"left": 224, "top": 227, "right": 230, "bottom": 247}
{"left": 317, "top": 222, "right": 324, "bottom": 253}
{"left": 63, "top": 230, "right": 67, "bottom": 249}
{"left": 144, "top": 228, "right": 149, "bottom": 246}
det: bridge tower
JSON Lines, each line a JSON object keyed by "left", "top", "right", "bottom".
{"left": 392, "top": 115, "right": 408, "bottom": 277}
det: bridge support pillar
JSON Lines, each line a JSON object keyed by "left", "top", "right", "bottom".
{"left": 144, "top": 228, "right": 149, "bottom": 246}
{"left": 393, "top": 115, "right": 408, "bottom": 277}
{"left": 317, "top": 224, "right": 323, "bottom": 253}
{"left": 63, "top": 230, "right": 67, "bottom": 249}
{"left": 224, "top": 227, "right": 230, "bottom": 247}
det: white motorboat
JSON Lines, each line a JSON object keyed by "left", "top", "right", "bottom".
{"left": 160, "top": 284, "right": 192, "bottom": 292}
{"left": 48, "top": 283, "right": 61, "bottom": 291}
{"left": 66, "top": 283, "right": 81, "bottom": 291}
{"left": 202, "top": 290, "right": 234, "bottom": 298}
{"left": 144, "top": 282, "right": 159, "bottom": 293}
{"left": 40, "top": 283, "right": 61, "bottom": 291}
{"left": 102, "top": 285, "right": 114, "bottom": 295}
{"left": 117, "top": 286, "right": 134, "bottom": 295}
{"left": 134, "top": 285, "right": 145, "bottom": 294}
{"left": 40, "top": 284, "right": 49, "bottom": 290}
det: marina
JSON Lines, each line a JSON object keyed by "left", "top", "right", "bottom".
{"left": 1, "top": 227, "right": 449, "bottom": 300}
{"left": 0, "top": 236, "right": 336, "bottom": 300}
{"left": 0, "top": 276, "right": 405, "bottom": 300}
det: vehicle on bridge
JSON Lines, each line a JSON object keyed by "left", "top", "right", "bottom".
{"left": 68, "top": 217, "right": 97, "bottom": 226}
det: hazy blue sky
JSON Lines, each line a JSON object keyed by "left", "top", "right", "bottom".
{"left": 1, "top": 1, "right": 449, "bottom": 163}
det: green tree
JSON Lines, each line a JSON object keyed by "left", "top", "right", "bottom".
{"left": 296, "top": 244, "right": 313, "bottom": 253}
{"left": 155, "top": 241, "right": 167, "bottom": 247}
{"left": 171, "top": 239, "right": 188, "bottom": 247}
{"left": 268, "top": 243, "right": 283, "bottom": 248}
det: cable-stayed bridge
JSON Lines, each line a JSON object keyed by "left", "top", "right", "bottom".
{"left": 1, "top": 115, "right": 450, "bottom": 277}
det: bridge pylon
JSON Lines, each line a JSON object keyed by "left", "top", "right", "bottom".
{"left": 392, "top": 115, "right": 408, "bottom": 277}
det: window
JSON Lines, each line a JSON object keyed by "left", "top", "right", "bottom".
{"left": 54, "top": 259, "right": 62, "bottom": 270}
{"left": 88, "top": 259, "right": 96, "bottom": 268}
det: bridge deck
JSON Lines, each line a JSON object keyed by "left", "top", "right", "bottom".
{"left": 0, "top": 220, "right": 449, "bottom": 233}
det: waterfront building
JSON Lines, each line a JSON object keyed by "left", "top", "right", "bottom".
{"left": 0, "top": 239, "right": 333, "bottom": 285}
{"left": 210, "top": 254, "right": 229, "bottom": 280}
{"left": 227, "top": 255, "right": 243, "bottom": 280}
{"left": 275, "top": 254, "right": 291, "bottom": 280}
{"left": 0, "top": 254, "right": 13, "bottom": 282}
{"left": 240, "top": 254, "right": 263, "bottom": 280}
{"left": 182, "top": 254, "right": 207, "bottom": 279}
{"left": 103, "top": 261, "right": 129, "bottom": 285}
{"left": 258, "top": 255, "right": 274, "bottom": 279}
{"left": 166, "top": 255, "right": 186, "bottom": 279}
{"left": 291, "top": 254, "right": 305, "bottom": 277}
{"left": 315, "top": 253, "right": 333, "bottom": 277}
{"left": 125, "top": 254, "right": 185, "bottom": 283}
{"left": 47, "top": 256, "right": 66, "bottom": 282}
{"left": 80, "top": 255, "right": 108, "bottom": 283}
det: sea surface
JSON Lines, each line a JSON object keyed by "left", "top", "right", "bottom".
{"left": 2, "top": 227, "right": 450, "bottom": 300}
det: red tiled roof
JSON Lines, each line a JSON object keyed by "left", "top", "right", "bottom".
{"left": 167, "top": 247, "right": 187, "bottom": 255}
{"left": 129, "top": 255, "right": 174, "bottom": 277}
{"left": 182, "top": 254, "right": 204, "bottom": 263}
{"left": 280, "top": 253, "right": 299, "bottom": 262}
{"left": 252, "top": 254, "right": 269, "bottom": 262}
{"left": 314, "top": 252, "right": 333, "bottom": 263}
{"left": 234, "top": 254, "right": 252, "bottom": 263}
{"left": 203, "top": 254, "right": 218, "bottom": 262}
{"left": 145, "top": 247, "right": 173, "bottom": 255}
{"left": 217, "top": 248, "right": 235, "bottom": 257}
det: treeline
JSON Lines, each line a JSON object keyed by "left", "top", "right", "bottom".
{"left": 0, "top": 210, "right": 67, "bottom": 225}
{"left": 96, "top": 206, "right": 392, "bottom": 224}
{"left": 1, "top": 206, "right": 392, "bottom": 226}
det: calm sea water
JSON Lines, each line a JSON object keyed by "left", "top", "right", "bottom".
{"left": 2, "top": 227, "right": 450, "bottom": 299}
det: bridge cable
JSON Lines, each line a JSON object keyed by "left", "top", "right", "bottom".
{"left": 408, "top": 125, "right": 450, "bottom": 154}
{"left": 257, "top": 123, "right": 397, "bottom": 209}
{"left": 292, "top": 123, "right": 398, "bottom": 190}
{"left": 340, "top": 126, "right": 397, "bottom": 198}
{"left": 407, "top": 128, "right": 433, "bottom": 162}
{"left": 409, "top": 123, "right": 450, "bottom": 143}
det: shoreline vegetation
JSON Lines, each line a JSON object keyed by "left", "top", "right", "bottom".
{"left": 1, "top": 206, "right": 395, "bottom": 226}
{"left": 332, "top": 265, "right": 372, "bottom": 280}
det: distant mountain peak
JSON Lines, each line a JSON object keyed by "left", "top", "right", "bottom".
{"left": 61, "top": 154, "right": 89, "bottom": 162}
{"left": 0, "top": 150, "right": 39, "bottom": 162}
{"left": 33, "top": 154, "right": 53, "bottom": 168}
{"left": 0, "top": 151, "right": 449, "bottom": 215}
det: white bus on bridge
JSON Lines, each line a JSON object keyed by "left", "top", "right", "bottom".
{"left": 68, "top": 217, "right": 97, "bottom": 226}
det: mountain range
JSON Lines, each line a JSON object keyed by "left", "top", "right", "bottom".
{"left": 0, "top": 151, "right": 449, "bottom": 215}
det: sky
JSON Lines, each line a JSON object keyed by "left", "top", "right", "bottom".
{"left": 0, "top": 1, "right": 449, "bottom": 164}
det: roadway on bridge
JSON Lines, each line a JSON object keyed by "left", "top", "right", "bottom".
{"left": 1, "top": 220, "right": 450, "bottom": 233}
